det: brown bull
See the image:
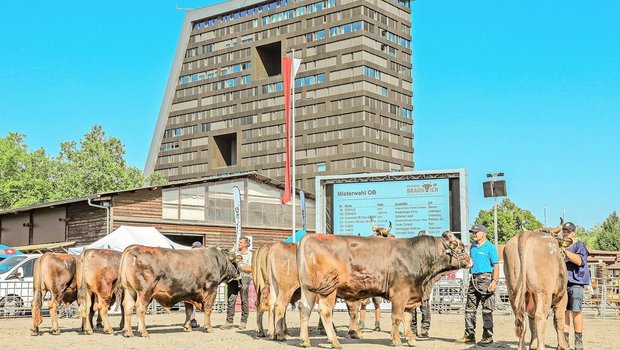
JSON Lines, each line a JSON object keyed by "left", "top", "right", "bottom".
{"left": 252, "top": 243, "right": 272, "bottom": 338}
{"left": 77, "top": 249, "right": 122, "bottom": 335}
{"left": 504, "top": 230, "right": 569, "bottom": 350}
{"left": 31, "top": 253, "right": 78, "bottom": 336}
{"left": 119, "top": 245, "right": 239, "bottom": 337}
{"left": 268, "top": 241, "right": 364, "bottom": 341}
{"left": 297, "top": 232, "right": 472, "bottom": 348}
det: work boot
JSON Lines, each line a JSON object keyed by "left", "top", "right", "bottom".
{"left": 373, "top": 320, "right": 381, "bottom": 332}
{"left": 190, "top": 319, "right": 199, "bottom": 328}
{"left": 220, "top": 322, "right": 234, "bottom": 330}
{"left": 418, "top": 329, "right": 429, "bottom": 338}
{"left": 455, "top": 335, "right": 475, "bottom": 344}
{"left": 239, "top": 322, "right": 247, "bottom": 330}
{"left": 478, "top": 337, "right": 494, "bottom": 346}
{"left": 575, "top": 333, "right": 583, "bottom": 350}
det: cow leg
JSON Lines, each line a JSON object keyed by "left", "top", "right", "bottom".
{"left": 345, "top": 300, "right": 362, "bottom": 339}
{"left": 528, "top": 314, "right": 538, "bottom": 350}
{"left": 298, "top": 287, "right": 317, "bottom": 348}
{"left": 98, "top": 297, "right": 114, "bottom": 335}
{"left": 82, "top": 289, "right": 94, "bottom": 335}
{"left": 274, "top": 287, "right": 295, "bottom": 341}
{"left": 318, "top": 292, "right": 341, "bottom": 349}
{"left": 255, "top": 287, "right": 266, "bottom": 337}
{"left": 390, "top": 297, "right": 408, "bottom": 346}
{"left": 49, "top": 291, "right": 63, "bottom": 335}
{"left": 534, "top": 293, "right": 552, "bottom": 350}
{"left": 403, "top": 307, "right": 416, "bottom": 346}
{"left": 183, "top": 302, "right": 194, "bottom": 332}
{"left": 202, "top": 289, "right": 217, "bottom": 333}
{"left": 122, "top": 288, "right": 137, "bottom": 337}
{"left": 268, "top": 281, "right": 277, "bottom": 339}
{"left": 135, "top": 295, "right": 150, "bottom": 337}
{"left": 553, "top": 293, "right": 569, "bottom": 350}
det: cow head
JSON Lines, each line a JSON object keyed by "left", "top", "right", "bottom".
{"left": 220, "top": 248, "right": 242, "bottom": 282}
{"left": 370, "top": 217, "right": 394, "bottom": 238}
{"left": 440, "top": 231, "right": 473, "bottom": 269}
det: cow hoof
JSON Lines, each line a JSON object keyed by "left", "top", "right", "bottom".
{"left": 84, "top": 329, "right": 94, "bottom": 335}
{"left": 204, "top": 327, "right": 214, "bottom": 333}
{"left": 139, "top": 331, "right": 149, "bottom": 337}
{"left": 275, "top": 334, "right": 287, "bottom": 342}
{"left": 103, "top": 328, "right": 114, "bottom": 335}
{"left": 256, "top": 330, "right": 266, "bottom": 338}
{"left": 392, "top": 340, "right": 403, "bottom": 347}
{"left": 330, "top": 341, "right": 343, "bottom": 349}
{"left": 123, "top": 331, "right": 134, "bottom": 338}
{"left": 407, "top": 338, "right": 416, "bottom": 347}
{"left": 30, "top": 329, "right": 39, "bottom": 337}
{"left": 300, "top": 340, "right": 311, "bottom": 348}
{"left": 183, "top": 326, "right": 191, "bottom": 332}
{"left": 348, "top": 330, "right": 361, "bottom": 339}
{"left": 52, "top": 329, "right": 61, "bottom": 336}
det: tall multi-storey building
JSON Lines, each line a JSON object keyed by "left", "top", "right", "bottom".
{"left": 145, "top": 0, "right": 414, "bottom": 193}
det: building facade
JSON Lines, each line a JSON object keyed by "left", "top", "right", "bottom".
{"left": 145, "top": 0, "right": 414, "bottom": 193}
{"left": 0, "top": 173, "right": 315, "bottom": 249}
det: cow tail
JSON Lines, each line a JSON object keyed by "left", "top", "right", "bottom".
{"left": 513, "top": 232, "right": 528, "bottom": 338}
{"left": 252, "top": 247, "right": 265, "bottom": 309}
{"left": 78, "top": 252, "right": 89, "bottom": 319}
{"left": 306, "top": 269, "right": 339, "bottom": 295}
{"left": 31, "top": 257, "right": 43, "bottom": 327}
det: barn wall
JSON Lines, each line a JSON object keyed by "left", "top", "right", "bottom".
{"left": 66, "top": 202, "right": 107, "bottom": 245}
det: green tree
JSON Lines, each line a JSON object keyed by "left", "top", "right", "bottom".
{"left": 473, "top": 198, "right": 543, "bottom": 244}
{"left": 592, "top": 212, "right": 620, "bottom": 251}
{"left": 0, "top": 133, "right": 58, "bottom": 209}
{"left": 0, "top": 126, "right": 166, "bottom": 210}
{"left": 55, "top": 125, "right": 166, "bottom": 198}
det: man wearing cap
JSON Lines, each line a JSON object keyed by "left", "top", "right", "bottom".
{"left": 561, "top": 222, "right": 589, "bottom": 350}
{"left": 456, "top": 224, "right": 499, "bottom": 346}
{"left": 411, "top": 230, "right": 432, "bottom": 338}
{"left": 221, "top": 236, "right": 253, "bottom": 330}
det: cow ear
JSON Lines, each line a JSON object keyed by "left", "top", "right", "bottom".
{"left": 442, "top": 230, "right": 457, "bottom": 241}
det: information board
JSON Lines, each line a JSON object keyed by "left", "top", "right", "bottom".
{"left": 333, "top": 179, "right": 450, "bottom": 237}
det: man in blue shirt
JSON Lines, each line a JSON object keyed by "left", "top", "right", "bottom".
{"left": 560, "top": 222, "right": 589, "bottom": 350}
{"left": 456, "top": 224, "right": 499, "bottom": 346}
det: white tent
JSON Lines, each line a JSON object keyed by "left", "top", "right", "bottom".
{"left": 69, "top": 225, "right": 190, "bottom": 254}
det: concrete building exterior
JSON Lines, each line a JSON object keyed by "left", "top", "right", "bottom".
{"left": 145, "top": 0, "right": 414, "bottom": 193}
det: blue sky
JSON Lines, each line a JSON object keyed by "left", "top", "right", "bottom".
{"left": 0, "top": 0, "right": 618, "bottom": 229}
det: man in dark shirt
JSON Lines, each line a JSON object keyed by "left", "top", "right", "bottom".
{"left": 560, "top": 222, "right": 590, "bottom": 350}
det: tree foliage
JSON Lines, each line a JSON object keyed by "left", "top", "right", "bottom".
{"left": 473, "top": 198, "right": 543, "bottom": 244}
{"left": 591, "top": 211, "right": 620, "bottom": 251}
{"left": 0, "top": 126, "right": 166, "bottom": 210}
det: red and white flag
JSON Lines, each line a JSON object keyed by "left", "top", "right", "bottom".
{"left": 281, "top": 55, "right": 302, "bottom": 204}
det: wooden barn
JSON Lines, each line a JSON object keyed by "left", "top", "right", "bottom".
{"left": 0, "top": 172, "right": 314, "bottom": 250}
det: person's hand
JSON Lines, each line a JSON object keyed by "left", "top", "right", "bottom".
{"left": 488, "top": 280, "right": 497, "bottom": 293}
{"left": 560, "top": 248, "right": 567, "bottom": 258}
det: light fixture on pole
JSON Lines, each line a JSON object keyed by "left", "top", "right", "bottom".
{"left": 483, "top": 172, "right": 507, "bottom": 248}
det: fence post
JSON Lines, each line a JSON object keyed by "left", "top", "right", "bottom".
{"left": 601, "top": 278, "right": 607, "bottom": 318}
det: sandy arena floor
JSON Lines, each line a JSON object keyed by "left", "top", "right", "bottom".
{"left": 2, "top": 310, "right": 617, "bottom": 349}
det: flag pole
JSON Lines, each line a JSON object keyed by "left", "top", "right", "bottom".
{"left": 291, "top": 49, "right": 296, "bottom": 243}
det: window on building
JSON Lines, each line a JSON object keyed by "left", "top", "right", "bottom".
{"left": 256, "top": 41, "right": 282, "bottom": 78}
{"left": 316, "top": 163, "right": 326, "bottom": 172}
{"left": 212, "top": 133, "right": 238, "bottom": 168}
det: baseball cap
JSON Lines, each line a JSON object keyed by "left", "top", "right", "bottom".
{"left": 562, "top": 222, "right": 576, "bottom": 232}
{"left": 469, "top": 224, "right": 488, "bottom": 233}
{"left": 191, "top": 241, "right": 203, "bottom": 248}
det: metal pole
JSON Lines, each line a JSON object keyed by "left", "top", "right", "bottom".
{"left": 493, "top": 196, "right": 498, "bottom": 247}
{"left": 291, "top": 49, "right": 296, "bottom": 242}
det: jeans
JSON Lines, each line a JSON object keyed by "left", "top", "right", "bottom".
{"left": 464, "top": 273, "right": 495, "bottom": 338}
{"left": 411, "top": 300, "right": 431, "bottom": 332}
{"left": 226, "top": 276, "right": 251, "bottom": 323}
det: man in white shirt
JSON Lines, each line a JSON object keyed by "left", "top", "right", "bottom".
{"left": 221, "top": 236, "right": 253, "bottom": 330}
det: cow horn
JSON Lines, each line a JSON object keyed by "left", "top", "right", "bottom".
{"left": 386, "top": 221, "right": 392, "bottom": 234}
{"left": 550, "top": 217, "right": 565, "bottom": 234}
{"left": 370, "top": 217, "right": 377, "bottom": 232}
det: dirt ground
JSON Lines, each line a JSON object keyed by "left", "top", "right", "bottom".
{"left": 2, "top": 310, "right": 618, "bottom": 350}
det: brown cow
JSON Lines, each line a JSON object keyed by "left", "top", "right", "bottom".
{"left": 77, "top": 249, "right": 122, "bottom": 335}
{"left": 297, "top": 232, "right": 472, "bottom": 348}
{"left": 31, "top": 253, "right": 78, "bottom": 336}
{"left": 119, "top": 245, "right": 239, "bottom": 337}
{"left": 268, "top": 242, "right": 362, "bottom": 341}
{"left": 504, "top": 230, "right": 569, "bottom": 350}
{"left": 252, "top": 243, "right": 273, "bottom": 338}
